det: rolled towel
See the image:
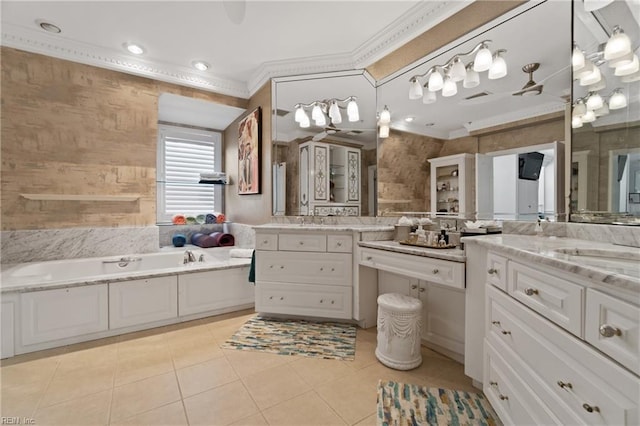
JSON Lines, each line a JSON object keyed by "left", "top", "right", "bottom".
{"left": 205, "top": 214, "right": 217, "bottom": 224}
{"left": 209, "top": 232, "right": 235, "bottom": 247}
{"left": 229, "top": 248, "right": 254, "bottom": 258}
{"left": 191, "top": 233, "right": 218, "bottom": 248}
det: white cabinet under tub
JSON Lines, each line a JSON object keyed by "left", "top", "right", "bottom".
{"left": 109, "top": 276, "right": 178, "bottom": 329}
{"left": 20, "top": 285, "right": 109, "bottom": 346}
{"left": 254, "top": 230, "right": 354, "bottom": 319}
{"left": 178, "top": 267, "right": 253, "bottom": 316}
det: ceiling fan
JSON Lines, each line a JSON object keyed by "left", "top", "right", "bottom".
{"left": 312, "top": 125, "right": 375, "bottom": 141}
{"left": 458, "top": 63, "right": 570, "bottom": 106}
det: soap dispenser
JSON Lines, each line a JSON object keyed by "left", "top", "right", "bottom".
{"left": 535, "top": 218, "right": 543, "bottom": 236}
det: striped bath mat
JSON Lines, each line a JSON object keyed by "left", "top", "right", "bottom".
{"left": 221, "top": 316, "right": 356, "bottom": 360}
{"left": 377, "top": 380, "right": 500, "bottom": 426}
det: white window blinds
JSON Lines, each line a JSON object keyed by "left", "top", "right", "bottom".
{"left": 157, "top": 125, "right": 222, "bottom": 223}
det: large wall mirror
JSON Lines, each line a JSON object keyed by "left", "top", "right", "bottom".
{"left": 571, "top": 0, "right": 640, "bottom": 224}
{"left": 376, "top": 0, "right": 571, "bottom": 220}
{"left": 271, "top": 70, "right": 377, "bottom": 217}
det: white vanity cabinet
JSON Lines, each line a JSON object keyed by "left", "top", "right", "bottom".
{"left": 109, "top": 276, "right": 178, "bottom": 329}
{"left": 299, "top": 141, "right": 361, "bottom": 216}
{"left": 255, "top": 230, "right": 354, "bottom": 319}
{"left": 20, "top": 285, "right": 109, "bottom": 346}
{"left": 428, "top": 153, "right": 475, "bottom": 218}
{"left": 483, "top": 251, "right": 639, "bottom": 425}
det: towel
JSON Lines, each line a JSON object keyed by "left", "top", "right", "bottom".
{"left": 249, "top": 250, "right": 256, "bottom": 284}
{"left": 191, "top": 233, "right": 218, "bottom": 248}
{"left": 209, "top": 232, "right": 235, "bottom": 247}
{"left": 229, "top": 248, "right": 254, "bottom": 258}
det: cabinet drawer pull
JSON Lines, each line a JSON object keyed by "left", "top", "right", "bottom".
{"left": 269, "top": 296, "right": 273, "bottom": 300}
{"left": 491, "top": 320, "right": 501, "bottom": 326}
{"left": 331, "top": 268, "right": 335, "bottom": 272}
{"left": 337, "top": 242, "right": 342, "bottom": 247}
{"left": 489, "top": 381, "right": 498, "bottom": 387}
{"left": 280, "top": 297, "right": 284, "bottom": 300}
{"left": 499, "top": 394, "right": 509, "bottom": 401}
{"left": 299, "top": 241, "right": 304, "bottom": 245}
{"left": 263, "top": 240, "right": 268, "bottom": 244}
{"left": 599, "top": 324, "right": 622, "bottom": 337}
{"left": 419, "top": 287, "right": 425, "bottom": 292}
{"left": 432, "top": 269, "right": 439, "bottom": 274}
{"left": 501, "top": 330, "right": 511, "bottom": 335}
{"left": 320, "top": 299, "right": 324, "bottom": 303}
{"left": 524, "top": 288, "right": 539, "bottom": 296}
{"left": 488, "top": 268, "right": 497, "bottom": 274}
{"left": 320, "top": 267, "right": 324, "bottom": 271}
{"left": 582, "top": 403, "right": 600, "bottom": 413}
{"left": 366, "top": 256, "right": 373, "bottom": 261}
{"left": 557, "top": 381, "right": 573, "bottom": 389}
{"left": 331, "top": 300, "right": 335, "bottom": 304}
{"left": 270, "top": 265, "right": 274, "bottom": 269}
{"left": 411, "top": 285, "right": 418, "bottom": 290}
{"left": 280, "top": 265, "right": 284, "bottom": 269}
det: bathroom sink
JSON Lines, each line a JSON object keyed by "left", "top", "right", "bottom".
{"left": 550, "top": 248, "right": 640, "bottom": 278}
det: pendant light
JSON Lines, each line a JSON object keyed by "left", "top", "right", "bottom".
{"left": 488, "top": 50, "right": 507, "bottom": 79}
{"left": 463, "top": 63, "right": 480, "bottom": 88}
{"left": 450, "top": 57, "right": 467, "bottom": 82}
{"left": 441, "top": 74, "right": 457, "bottom": 97}
{"left": 586, "top": 92, "right": 604, "bottom": 110}
{"left": 572, "top": 44, "right": 586, "bottom": 70}
{"left": 614, "top": 54, "right": 639, "bottom": 76}
{"left": 347, "top": 98, "right": 359, "bottom": 122}
{"left": 604, "top": 26, "right": 632, "bottom": 60}
{"left": 423, "top": 86, "right": 436, "bottom": 104}
{"left": 473, "top": 43, "right": 493, "bottom": 72}
{"left": 328, "top": 101, "right": 341, "bottom": 124}
{"left": 609, "top": 89, "right": 627, "bottom": 110}
{"left": 379, "top": 106, "right": 391, "bottom": 124}
{"left": 428, "top": 69, "right": 444, "bottom": 92}
{"left": 409, "top": 77, "right": 423, "bottom": 100}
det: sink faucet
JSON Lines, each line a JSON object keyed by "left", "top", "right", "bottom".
{"left": 183, "top": 250, "right": 196, "bottom": 264}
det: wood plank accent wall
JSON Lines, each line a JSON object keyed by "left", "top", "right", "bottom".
{"left": 1, "top": 47, "right": 248, "bottom": 231}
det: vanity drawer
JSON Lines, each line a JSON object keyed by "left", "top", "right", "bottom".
{"left": 278, "top": 233, "right": 327, "bottom": 252}
{"left": 508, "top": 260, "right": 583, "bottom": 337}
{"left": 484, "top": 341, "right": 561, "bottom": 426}
{"left": 487, "top": 286, "right": 638, "bottom": 426}
{"left": 585, "top": 289, "right": 640, "bottom": 376}
{"left": 255, "top": 282, "right": 352, "bottom": 319}
{"left": 256, "top": 233, "right": 278, "bottom": 251}
{"left": 327, "top": 234, "right": 352, "bottom": 253}
{"left": 359, "top": 247, "right": 464, "bottom": 289}
{"left": 486, "top": 252, "right": 508, "bottom": 291}
{"left": 256, "top": 251, "right": 351, "bottom": 286}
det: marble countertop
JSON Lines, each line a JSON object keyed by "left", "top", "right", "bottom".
{"left": 1, "top": 246, "right": 252, "bottom": 294}
{"left": 254, "top": 224, "right": 394, "bottom": 232}
{"left": 462, "top": 234, "right": 640, "bottom": 296}
{"left": 358, "top": 240, "right": 466, "bottom": 262}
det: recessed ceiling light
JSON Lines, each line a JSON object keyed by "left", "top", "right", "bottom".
{"left": 123, "top": 42, "right": 145, "bottom": 55}
{"left": 192, "top": 60, "right": 210, "bottom": 71}
{"left": 404, "top": 116, "right": 415, "bottom": 122}
{"left": 36, "top": 19, "right": 61, "bottom": 34}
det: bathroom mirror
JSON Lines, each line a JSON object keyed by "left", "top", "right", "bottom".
{"left": 375, "top": 0, "right": 571, "bottom": 219}
{"left": 271, "top": 70, "right": 377, "bottom": 216}
{"left": 571, "top": 0, "right": 640, "bottom": 224}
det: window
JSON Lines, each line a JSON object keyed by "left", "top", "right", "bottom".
{"left": 157, "top": 124, "right": 222, "bottom": 223}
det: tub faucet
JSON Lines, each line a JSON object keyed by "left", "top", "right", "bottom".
{"left": 183, "top": 250, "right": 197, "bottom": 264}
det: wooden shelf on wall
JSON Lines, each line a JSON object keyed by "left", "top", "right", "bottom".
{"left": 21, "top": 194, "right": 140, "bottom": 202}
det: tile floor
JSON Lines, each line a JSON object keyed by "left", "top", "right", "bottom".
{"left": 1, "top": 309, "right": 477, "bottom": 425}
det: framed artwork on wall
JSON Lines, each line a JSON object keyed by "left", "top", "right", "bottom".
{"left": 238, "top": 107, "right": 261, "bottom": 195}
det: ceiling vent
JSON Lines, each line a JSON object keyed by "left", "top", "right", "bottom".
{"left": 275, "top": 108, "right": 290, "bottom": 117}
{"left": 346, "top": 130, "right": 363, "bottom": 135}
{"left": 464, "top": 91, "right": 492, "bottom": 100}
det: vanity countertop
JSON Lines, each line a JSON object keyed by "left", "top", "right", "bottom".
{"left": 463, "top": 234, "right": 640, "bottom": 296}
{"left": 254, "top": 224, "right": 394, "bottom": 232}
{"left": 359, "top": 240, "right": 466, "bottom": 263}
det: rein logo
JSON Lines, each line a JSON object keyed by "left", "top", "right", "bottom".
{"left": 1, "top": 418, "right": 35, "bottom": 424}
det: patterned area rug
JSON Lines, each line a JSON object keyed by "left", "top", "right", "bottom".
{"left": 377, "top": 380, "right": 501, "bottom": 426}
{"left": 221, "top": 316, "right": 356, "bottom": 360}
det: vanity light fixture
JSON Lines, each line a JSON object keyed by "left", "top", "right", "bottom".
{"left": 408, "top": 40, "right": 506, "bottom": 103}
{"left": 572, "top": 44, "right": 586, "bottom": 70}
{"left": 579, "top": 65, "right": 602, "bottom": 86}
{"left": 581, "top": 109, "right": 596, "bottom": 123}
{"left": 293, "top": 96, "right": 359, "bottom": 128}
{"left": 379, "top": 124, "right": 390, "bottom": 138}
{"left": 572, "top": 98, "right": 587, "bottom": 117}
{"left": 123, "top": 42, "right": 145, "bottom": 55}
{"left": 588, "top": 73, "right": 607, "bottom": 91}
{"left": 621, "top": 70, "right": 640, "bottom": 83}
{"left": 609, "top": 88, "right": 627, "bottom": 110}
{"left": 614, "top": 53, "right": 639, "bottom": 76}
{"left": 604, "top": 26, "right": 632, "bottom": 61}
{"left": 379, "top": 106, "right": 391, "bottom": 124}
{"left": 586, "top": 92, "right": 604, "bottom": 110}
{"left": 594, "top": 101, "right": 610, "bottom": 117}
{"left": 191, "top": 60, "right": 210, "bottom": 71}
{"left": 608, "top": 51, "right": 634, "bottom": 68}
{"left": 572, "top": 115, "right": 584, "bottom": 128}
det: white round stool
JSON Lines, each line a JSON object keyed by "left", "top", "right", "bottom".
{"left": 375, "top": 293, "right": 423, "bottom": 370}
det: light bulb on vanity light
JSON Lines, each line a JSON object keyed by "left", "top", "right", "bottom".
{"left": 409, "top": 77, "right": 423, "bottom": 100}
{"left": 379, "top": 106, "right": 391, "bottom": 124}
{"left": 614, "top": 54, "right": 639, "bottom": 76}
{"left": 299, "top": 113, "right": 310, "bottom": 128}
{"left": 294, "top": 105, "right": 305, "bottom": 123}
{"left": 586, "top": 92, "right": 604, "bottom": 110}
{"left": 594, "top": 101, "right": 610, "bottom": 117}
{"left": 442, "top": 74, "right": 458, "bottom": 97}
{"left": 573, "top": 99, "right": 587, "bottom": 117}
{"left": 579, "top": 66, "right": 602, "bottom": 86}
{"left": 608, "top": 51, "right": 634, "bottom": 68}
{"left": 609, "top": 89, "right": 627, "bottom": 110}
{"left": 574, "top": 59, "right": 595, "bottom": 80}
{"left": 347, "top": 98, "right": 359, "bottom": 122}
{"left": 604, "top": 26, "right": 632, "bottom": 61}
{"left": 328, "top": 101, "right": 342, "bottom": 124}
{"left": 463, "top": 63, "right": 480, "bottom": 88}
{"left": 571, "top": 115, "right": 584, "bottom": 128}
{"left": 449, "top": 57, "right": 467, "bottom": 82}
{"left": 581, "top": 110, "right": 596, "bottom": 123}
{"left": 588, "top": 73, "right": 607, "bottom": 91}
{"left": 379, "top": 124, "right": 390, "bottom": 138}
{"left": 572, "top": 44, "right": 585, "bottom": 70}
{"left": 428, "top": 69, "right": 444, "bottom": 92}
{"left": 473, "top": 43, "right": 493, "bottom": 72}
{"left": 488, "top": 50, "right": 507, "bottom": 80}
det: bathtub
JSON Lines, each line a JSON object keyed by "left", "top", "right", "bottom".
{"left": 1, "top": 247, "right": 251, "bottom": 292}
{"left": 1, "top": 247, "right": 254, "bottom": 358}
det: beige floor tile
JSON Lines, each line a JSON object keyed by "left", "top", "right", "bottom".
{"left": 228, "top": 412, "right": 268, "bottom": 426}
{"left": 109, "top": 401, "right": 188, "bottom": 426}
{"left": 56, "top": 345, "right": 118, "bottom": 375}
{"left": 114, "top": 351, "right": 174, "bottom": 387}
{"left": 110, "top": 372, "right": 181, "bottom": 422}
{"left": 222, "top": 348, "right": 292, "bottom": 378}
{"left": 116, "top": 334, "right": 169, "bottom": 359}
{"left": 353, "top": 413, "right": 378, "bottom": 426}
{"left": 0, "top": 347, "right": 67, "bottom": 367}
{"left": 242, "top": 363, "right": 311, "bottom": 410}
{"left": 289, "top": 357, "right": 356, "bottom": 388}
{"left": 40, "top": 364, "right": 116, "bottom": 407}
{"left": 169, "top": 338, "right": 225, "bottom": 370}
{"left": 348, "top": 340, "right": 379, "bottom": 370}
{"left": 176, "top": 357, "right": 238, "bottom": 397}
{"left": 183, "top": 380, "right": 259, "bottom": 426}
{"left": 1, "top": 356, "right": 60, "bottom": 385}
{"left": 34, "top": 389, "right": 111, "bottom": 426}
{"left": 262, "top": 391, "right": 346, "bottom": 426}
{"left": 163, "top": 324, "right": 214, "bottom": 347}
{"left": 315, "top": 368, "right": 382, "bottom": 424}
{"left": 1, "top": 381, "right": 49, "bottom": 418}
